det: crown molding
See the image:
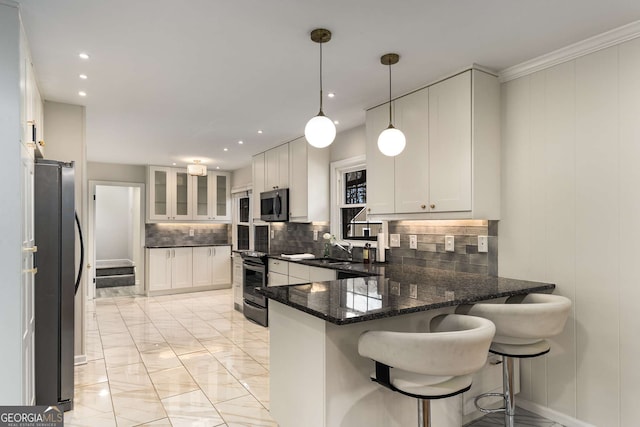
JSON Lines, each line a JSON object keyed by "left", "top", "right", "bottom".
{"left": 499, "top": 20, "right": 640, "bottom": 82}
{"left": 0, "top": 0, "right": 19, "bottom": 8}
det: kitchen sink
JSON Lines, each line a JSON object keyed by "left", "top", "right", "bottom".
{"left": 307, "top": 258, "right": 358, "bottom": 266}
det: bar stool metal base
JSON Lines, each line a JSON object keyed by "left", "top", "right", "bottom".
{"left": 473, "top": 356, "right": 515, "bottom": 427}
{"left": 418, "top": 399, "right": 431, "bottom": 427}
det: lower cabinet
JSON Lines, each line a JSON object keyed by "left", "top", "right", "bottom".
{"left": 268, "top": 259, "right": 337, "bottom": 286}
{"left": 232, "top": 254, "right": 243, "bottom": 311}
{"left": 147, "top": 246, "right": 231, "bottom": 294}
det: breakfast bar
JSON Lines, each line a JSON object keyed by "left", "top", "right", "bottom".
{"left": 258, "top": 264, "right": 555, "bottom": 427}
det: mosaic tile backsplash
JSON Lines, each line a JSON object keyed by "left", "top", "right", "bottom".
{"left": 145, "top": 223, "right": 231, "bottom": 247}
{"left": 269, "top": 219, "right": 498, "bottom": 275}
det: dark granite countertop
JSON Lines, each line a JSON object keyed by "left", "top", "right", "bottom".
{"left": 257, "top": 264, "right": 555, "bottom": 325}
{"left": 146, "top": 243, "right": 231, "bottom": 248}
{"left": 267, "top": 254, "right": 381, "bottom": 276}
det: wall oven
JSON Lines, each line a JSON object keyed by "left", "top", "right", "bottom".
{"left": 241, "top": 251, "right": 268, "bottom": 326}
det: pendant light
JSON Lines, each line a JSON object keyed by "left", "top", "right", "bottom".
{"left": 305, "top": 28, "right": 336, "bottom": 148}
{"left": 377, "top": 53, "right": 406, "bottom": 157}
{"left": 187, "top": 160, "right": 207, "bottom": 176}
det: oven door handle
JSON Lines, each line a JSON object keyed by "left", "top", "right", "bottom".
{"left": 243, "top": 263, "right": 265, "bottom": 273}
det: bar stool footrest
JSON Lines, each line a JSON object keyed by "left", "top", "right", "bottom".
{"left": 474, "top": 392, "right": 505, "bottom": 414}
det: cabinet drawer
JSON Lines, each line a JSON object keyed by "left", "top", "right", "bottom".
{"left": 268, "top": 271, "right": 289, "bottom": 286}
{"left": 309, "top": 266, "right": 336, "bottom": 282}
{"left": 288, "top": 262, "right": 310, "bottom": 281}
{"left": 269, "top": 259, "right": 288, "bottom": 275}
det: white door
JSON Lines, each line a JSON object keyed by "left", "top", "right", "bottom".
{"left": 211, "top": 246, "right": 231, "bottom": 286}
{"left": 172, "top": 169, "right": 193, "bottom": 221}
{"left": 428, "top": 71, "right": 472, "bottom": 212}
{"left": 192, "top": 247, "right": 213, "bottom": 287}
{"left": 211, "top": 173, "right": 230, "bottom": 220}
{"left": 21, "top": 143, "right": 35, "bottom": 405}
{"left": 148, "top": 249, "right": 172, "bottom": 291}
{"left": 288, "top": 137, "right": 308, "bottom": 219}
{"left": 171, "top": 248, "right": 193, "bottom": 289}
{"left": 192, "top": 175, "right": 210, "bottom": 220}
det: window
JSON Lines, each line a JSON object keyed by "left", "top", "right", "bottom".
{"left": 331, "top": 156, "right": 382, "bottom": 243}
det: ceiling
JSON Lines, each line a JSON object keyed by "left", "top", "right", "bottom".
{"left": 17, "top": 0, "right": 640, "bottom": 171}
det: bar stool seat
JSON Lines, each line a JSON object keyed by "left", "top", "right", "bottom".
{"left": 358, "top": 314, "right": 496, "bottom": 427}
{"left": 457, "top": 293, "right": 571, "bottom": 427}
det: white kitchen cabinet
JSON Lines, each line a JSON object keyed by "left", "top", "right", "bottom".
{"left": 171, "top": 247, "right": 193, "bottom": 289}
{"left": 192, "top": 172, "right": 231, "bottom": 221}
{"left": 365, "top": 101, "right": 395, "bottom": 214}
{"left": 147, "top": 248, "right": 174, "bottom": 291}
{"left": 252, "top": 153, "right": 265, "bottom": 221}
{"left": 268, "top": 272, "right": 289, "bottom": 286}
{"left": 365, "top": 68, "right": 500, "bottom": 220}
{"left": 268, "top": 259, "right": 337, "bottom": 285}
{"left": 192, "top": 246, "right": 231, "bottom": 289}
{"left": 309, "top": 266, "right": 336, "bottom": 282}
{"left": 394, "top": 88, "right": 430, "bottom": 214}
{"left": 428, "top": 71, "right": 472, "bottom": 212}
{"left": 265, "top": 143, "right": 289, "bottom": 190}
{"left": 232, "top": 254, "right": 243, "bottom": 311}
{"left": 148, "top": 167, "right": 193, "bottom": 221}
{"left": 288, "top": 136, "right": 330, "bottom": 222}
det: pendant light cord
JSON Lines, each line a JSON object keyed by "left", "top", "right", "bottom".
{"left": 319, "top": 41, "right": 324, "bottom": 113}
{"left": 388, "top": 62, "right": 392, "bottom": 126}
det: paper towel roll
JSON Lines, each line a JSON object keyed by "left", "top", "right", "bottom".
{"left": 377, "top": 233, "right": 386, "bottom": 262}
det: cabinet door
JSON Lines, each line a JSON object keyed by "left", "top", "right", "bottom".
{"left": 252, "top": 153, "right": 265, "bottom": 220}
{"left": 288, "top": 137, "right": 308, "bottom": 219}
{"left": 211, "top": 173, "right": 230, "bottom": 220}
{"left": 268, "top": 272, "right": 289, "bottom": 286}
{"left": 289, "top": 262, "right": 310, "bottom": 282}
{"left": 211, "top": 246, "right": 231, "bottom": 286}
{"left": 171, "top": 248, "right": 193, "bottom": 289}
{"left": 149, "top": 167, "right": 172, "bottom": 221}
{"left": 428, "top": 71, "right": 472, "bottom": 212}
{"left": 148, "top": 249, "right": 172, "bottom": 290}
{"left": 265, "top": 144, "right": 289, "bottom": 190}
{"left": 192, "top": 175, "right": 210, "bottom": 220}
{"left": 173, "top": 169, "right": 193, "bottom": 220}
{"left": 395, "top": 89, "right": 430, "bottom": 213}
{"left": 192, "top": 247, "right": 213, "bottom": 287}
{"left": 365, "top": 103, "right": 395, "bottom": 214}
{"left": 309, "top": 266, "right": 336, "bottom": 282}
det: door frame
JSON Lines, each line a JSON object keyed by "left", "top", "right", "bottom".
{"left": 88, "top": 180, "right": 146, "bottom": 299}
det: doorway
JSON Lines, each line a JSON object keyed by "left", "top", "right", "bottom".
{"left": 88, "top": 181, "right": 145, "bottom": 299}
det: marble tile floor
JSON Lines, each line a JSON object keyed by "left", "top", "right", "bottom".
{"left": 71, "top": 287, "right": 561, "bottom": 427}
{"left": 67, "top": 289, "right": 275, "bottom": 427}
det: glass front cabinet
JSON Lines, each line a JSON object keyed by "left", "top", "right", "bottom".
{"left": 148, "top": 166, "right": 230, "bottom": 222}
{"left": 192, "top": 172, "right": 230, "bottom": 221}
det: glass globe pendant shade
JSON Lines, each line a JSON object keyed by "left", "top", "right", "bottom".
{"left": 305, "top": 113, "right": 336, "bottom": 148}
{"left": 377, "top": 125, "right": 406, "bottom": 156}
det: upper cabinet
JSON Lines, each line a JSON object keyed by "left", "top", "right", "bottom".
{"left": 192, "top": 172, "right": 230, "bottom": 221}
{"left": 147, "top": 166, "right": 230, "bottom": 222}
{"left": 365, "top": 68, "right": 500, "bottom": 220}
{"left": 253, "top": 139, "right": 330, "bottom": 223}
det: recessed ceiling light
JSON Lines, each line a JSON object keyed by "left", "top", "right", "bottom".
{"left": 172, "top": 162, "right": 176, "bottom": 166}
{"left": 257, "top": 130, "right": 263, "bottom": 134}
{"left": 328, "top": 92, "right": 335, "bottom": 98}
{"left": 79, "top": 52, "right": 90, "bottom": 60}
{"left": 223, "top": 148, "right": 229, "bottom": 152}
{"left": 78, "top": 91, "right": 87, "bottom": 97}
{"left": 216, "top": 166, "right": 220, "bottom": 170}
{"left": 79, "top": 74, "right": 88, "bottom": 80}
{"left": 238, "top": 140, "right": 244, "bottom": 145}
{"left": 334, "top": 120, "right": 339, "bottom": 125}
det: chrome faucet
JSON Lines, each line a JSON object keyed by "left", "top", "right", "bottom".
{"left": 332, "top": 241, "right": 353, "bottom": 259}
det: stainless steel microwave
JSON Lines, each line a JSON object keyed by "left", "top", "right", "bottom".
{"left": 260, "top": 188, "right": 289, "bottom": 222}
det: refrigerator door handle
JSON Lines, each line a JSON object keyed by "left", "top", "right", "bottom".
{"left": 74, "top": 211, "right": 84, "bottom": 295}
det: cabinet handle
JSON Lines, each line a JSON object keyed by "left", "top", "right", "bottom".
{"left": 23, "top": 245, "right": 38, "bottom": 253}
{"left": 172, "top": 249, "right": 176, "bottom": 257}
{"left": 420, "top": 204, "right": 426, "bottom": 209}
{"left": 367, "top": 208, "right": 371, "bottom": 212}
{"left": 166, "top": 250, "right": 170, "bottom": 259}
{"left": 23, "top": 267, "right": 37, "bottom": 274}
{"left": 213, "top": 248, "right": 216, "bottom": 256}
{"left": 430, "top": 204, "right": 436, "bottom": 209}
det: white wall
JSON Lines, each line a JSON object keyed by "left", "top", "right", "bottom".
{"left": 43, "top": 101, "right": 87, "bottom": 359}
{"left": 499, "top": 38, "right": 640, "bottom": 426}
{"left": 330, "top": 124, "right": 366, "bottom": 162}
{"left": 95, "top": 186, "right": 134, "bottom": 261}
{"left": 0, "top": 3, "right": 25, "bottom": 404}
{"left": 87, "top": 161, "right": 146, "bottom": 183}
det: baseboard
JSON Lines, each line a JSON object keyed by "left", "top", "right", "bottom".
{"left": 74, "top": 355, "right": 87, "bottom": 366}
{"left": 517, "top": 399, "right": 596, "bottom": 427}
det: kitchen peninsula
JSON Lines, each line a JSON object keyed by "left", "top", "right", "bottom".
{"left": 258, "top": 264, "right": 554, "bottom": 427}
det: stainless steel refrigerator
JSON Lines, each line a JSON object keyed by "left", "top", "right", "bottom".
{"left": 34, "top": 159, "right": 82, "bottom": 411}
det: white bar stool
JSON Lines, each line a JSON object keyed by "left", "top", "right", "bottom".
{"left": 358, "top": 314, "right": 496, "bottom": 427}
{"left": 456, "top": 293, "right": 571, "bottom": 427}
